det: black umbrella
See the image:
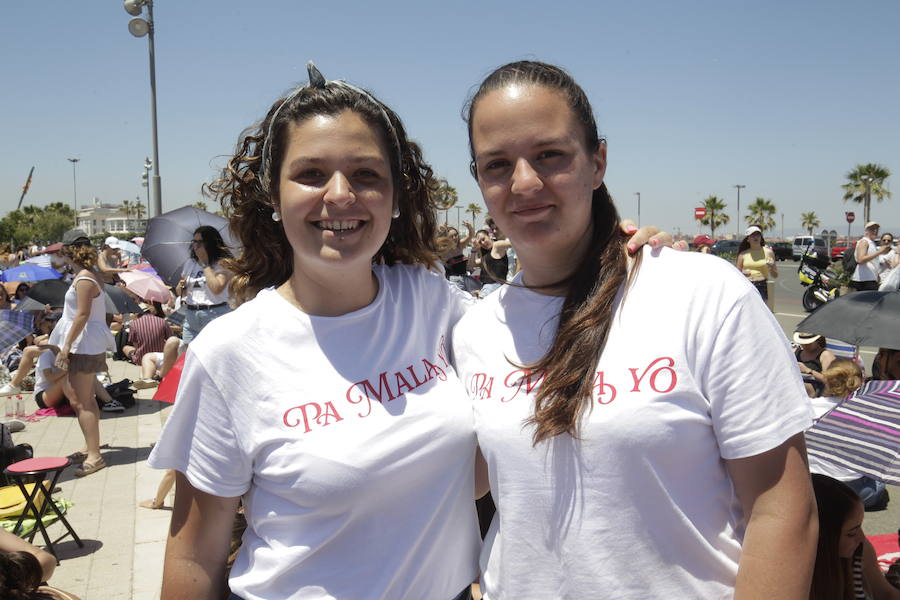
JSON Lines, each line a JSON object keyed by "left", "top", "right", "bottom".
{"left": 104, "top": 284, "right": 141, "bottom": 314}
{"left": 142, "top": 206, "right": 239, "bottom": 286}
{"left": 796, "top": 291, "right": 900, "bottom": 350}
{"left": 14, "top": 281, "right": 141, "bottom": 315}
{"left": 25, "top": 279, "right": 69, "bottom": 307}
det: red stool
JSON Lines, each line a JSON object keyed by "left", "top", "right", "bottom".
{"left": 4, "top": 457, "right": 83, "bottom": 561}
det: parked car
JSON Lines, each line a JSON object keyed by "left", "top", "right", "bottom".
{"left": 711, "top": 239, "right": 740, "bottom": 256}
{"left": 771, "top": 242, "right": 793, "bottom": 261}
{"left": 831, "top": 244, "right": 849, "bottom": 263}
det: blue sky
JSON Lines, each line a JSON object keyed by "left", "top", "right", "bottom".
{"left": 2, "top": 1, "right": 898, "bottom": 238}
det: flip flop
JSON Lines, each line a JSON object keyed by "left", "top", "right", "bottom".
{"left": 74, "top": 457, "right": 107, "bottom": 477}
{"left": 139, "top": 499, "right": 165, "bottom": 510}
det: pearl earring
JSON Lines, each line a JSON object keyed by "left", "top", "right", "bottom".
{"left": 392, "top": 206, "right": 400, "bottom": 219}
{"left": 272, "top": 209, "right": 281, "bottom": 222}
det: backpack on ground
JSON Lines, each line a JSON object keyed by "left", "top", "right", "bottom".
{"left": 0, "top": 423, "right": 33, "bottom": 486}
{"left": 842, "top": 245, "right": 857, "bottom": 274}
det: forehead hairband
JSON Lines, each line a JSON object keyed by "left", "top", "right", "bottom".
{"left": 258, "top": 61, "right": 402, "bottom": 195}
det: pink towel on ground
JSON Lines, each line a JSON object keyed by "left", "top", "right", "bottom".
{"left": 32, "top": 405, "right": 75, "bottom": 418}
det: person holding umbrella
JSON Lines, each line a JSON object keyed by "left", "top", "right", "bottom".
{"left": 48, "top": 229, "right": 115, "bottom": 476}
{"left": 175, "top": 226, "right": 233, "bottom": 344}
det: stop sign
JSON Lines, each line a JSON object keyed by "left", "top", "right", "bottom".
{"left": 846, "top": 211, "right": 855, "bottom": 223}
{"left": 694, "top": 207, "right": 707, "bottom": 219}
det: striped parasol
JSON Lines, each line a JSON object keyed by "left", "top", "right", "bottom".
{"left": 806, "top": 379, "right": 900, "bottom": 485}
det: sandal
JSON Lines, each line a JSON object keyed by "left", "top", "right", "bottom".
{"left": 67, "top": 443, "right": 110, "bottom": 465}
{"left": 74, "top": 457, "right": 106, "bottom": 477}
{"left": 139, "top": 498, "right": 165, "bottom": 510}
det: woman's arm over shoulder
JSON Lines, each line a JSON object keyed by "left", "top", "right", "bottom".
{"left": 161, "top": 472, "right": 241, "bottom": 600}
{"left": 726, "top": 433, "right": 818, "bottom": 599}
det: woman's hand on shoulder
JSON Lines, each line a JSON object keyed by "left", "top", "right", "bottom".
{"left": 621, "top": 220, "right": 673, "bottom": 255}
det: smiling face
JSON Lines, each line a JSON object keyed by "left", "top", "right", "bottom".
{"left": 470, "top": 85, "right": 605, "bottom": 266}
{"left": 276, "top": 110, "right": 394, "bottom": 276}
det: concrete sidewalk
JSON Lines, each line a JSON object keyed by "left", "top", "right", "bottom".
{"left": 6, "top": 358, "right": 171, "bottom": 600}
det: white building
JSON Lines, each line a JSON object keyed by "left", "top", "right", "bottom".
{"left": 76, "top": 197, "right": 147, "bottom": 236}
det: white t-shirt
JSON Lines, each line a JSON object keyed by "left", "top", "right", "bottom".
{"left": 876, "top": 248, "right": 898, "bottom": 279}
{"left": 148, "top": 264, "right": 479, "bottom": 600}
{"left": 181, "top": 258, "right": 230, "bottom": 306}
{"left": 33, "top": 349, "right": 58, "bottom": 395}
{"left": 452, "top": 247, "right": 813, "bottom": 600}
{"left": 852, "top": 238, "right": 879, "bottom": 282}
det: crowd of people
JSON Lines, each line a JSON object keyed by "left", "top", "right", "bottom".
{"left": 1, "top": 58, "right": 900, "bottom": 599}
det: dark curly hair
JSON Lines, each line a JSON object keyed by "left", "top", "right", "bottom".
{"left": 204, "top": 77, "right": 440, "bottom": 305}
{"left": 60, "top": 243, "right": 98, "bottom": 271}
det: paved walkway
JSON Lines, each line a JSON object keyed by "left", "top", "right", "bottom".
{"left": 7, "top": 358, "right": 171, "bottom": 600}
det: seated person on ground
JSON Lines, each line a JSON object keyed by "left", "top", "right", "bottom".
{"left": 807, "top": 359, "right": 889, "bottom": 511}
{"left": 122, "top": 302, "right": 173, "bottom": 367}
{"left": 133, "top": 336, "right": 182, "bottom": 389}
{"left": 0, "top": 311, "right": 62, "bottom": 396}
{"left": 0, "top": 527, "right": 81, "bottom": 599}
{"left": 810, "top": 474, "right": 900, "bottom": 600}
{"left": 33, "top": 345, "right": 124, "bottom": 413}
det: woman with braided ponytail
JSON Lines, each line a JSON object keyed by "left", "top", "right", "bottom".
{"left": 451, "top": 60, "right": 819, "bottom": 599}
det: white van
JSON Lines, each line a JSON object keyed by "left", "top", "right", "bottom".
{"left": 792, "top": 236, "right": 825, "bottom": 260}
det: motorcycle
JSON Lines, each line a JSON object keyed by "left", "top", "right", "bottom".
{"left": 797, "top": 243, "right": 841, "bottom": 312}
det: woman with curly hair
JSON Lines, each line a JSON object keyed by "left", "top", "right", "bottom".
{"left": 147, "top": 63, "right": 480, "bottom": 600}
{"left": 48, "top": 233, "right": 115, "bottom": 476}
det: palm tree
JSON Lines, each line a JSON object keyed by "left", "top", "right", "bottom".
{"left": 466, "top": 203, "right": 482, "bottom": 226}
{"left": 842, "top": 163, "right": 891, "bottom": 224}
{"left": 194, "top": 201, "right": 208, "bottom": 212}
{"left": 801, "top": 212, "right": 820, "bottom": 235}
{"left": 434, "top": 178, "right": 459, "bottom": 225}
{"left": 121, "top": 199, "right": 132, "bottom": 220}
{"left": 133, "top": 203, "right": 146, "bottom": 220}
{"left": 699, "top": 196, "right": 729, "bottom": 238}
{"left": 745, "top": 197, "right": 777, "bottom": 231}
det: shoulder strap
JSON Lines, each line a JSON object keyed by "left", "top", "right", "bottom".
{"left": 72, "top": 276, "right": 103, "bottom": 292}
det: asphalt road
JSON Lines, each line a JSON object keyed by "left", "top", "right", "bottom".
{"left": 768, "top": 259, "right": 896, "bottom": 536}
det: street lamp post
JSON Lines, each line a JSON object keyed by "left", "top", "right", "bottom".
{"left": 67, "top": 158, "right": 80, "bottom": 227}
{"left": 733, "top": 184, "right": 745, "bottom": 235}
{"left": 635, "top": 192, "right": 641, "bottom": 227}
{"left": 124, "top": 0, "right": 162, "bottom": 217}
{"left": 142, "top": 157, "right": 152, "bottom": 221}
